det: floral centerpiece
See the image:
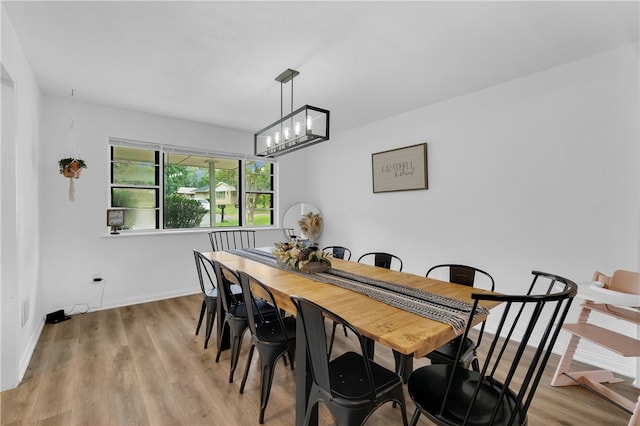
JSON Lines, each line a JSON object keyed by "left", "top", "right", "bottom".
{"left": 273, "top": 241, "right": 332, "bottom": 273}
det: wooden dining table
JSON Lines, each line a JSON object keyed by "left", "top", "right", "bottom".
{"left": 205, "top": 251, "right": 499, "bottom": 426}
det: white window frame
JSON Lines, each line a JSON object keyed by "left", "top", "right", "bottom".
{"left": 109, "top": 137, "right": 278, "bottom": 233}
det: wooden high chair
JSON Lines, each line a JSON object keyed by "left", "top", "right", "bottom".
{"left": 551, "top": 270, "right": 640, "bottom": 426}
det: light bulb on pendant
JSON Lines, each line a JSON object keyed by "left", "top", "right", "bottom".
{"left": 266, "top": 135, "right": 273, "bottom": 148}
{"left": 294, "top": 121, "right": 302, "bottom": 137}
{"left": 306, "top": 116, "right": 313, "bottom": 132}
{"left": 283, "top": 126, "right": 291, "bottom": 141}
{"left": 274, "top": 131, "right": 281, "bottom": 145}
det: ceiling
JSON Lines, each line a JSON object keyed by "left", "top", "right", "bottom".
{"left": 3, "top": 1, "right": 638, "bottom": 135}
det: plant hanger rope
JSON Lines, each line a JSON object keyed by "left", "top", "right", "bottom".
{"left": 65, "top": 89, "right": 80, "bottom": 160}
{"left": 61, "top": 89, "right": 84, "bottom": 201}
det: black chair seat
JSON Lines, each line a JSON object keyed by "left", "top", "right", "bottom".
{"left": 427, "top": 335, "right": 476, "bottom": 366}
{"left": 254, "top": 316, "right": 296, "bottom": 342}
{"left": 228, "top": 299, "right": 276, "bottom": 319}
{"left": 408, "top": 365, "right": 525, "bottom": 426}
{"left": 329, "top": 351, "right": 403, "bottom": 400}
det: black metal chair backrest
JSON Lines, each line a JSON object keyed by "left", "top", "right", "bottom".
{"left": 194, "top": 249, "right": 220, "bottom": 296}
{"left": 211, "top": 259, "right": 243, "bottom": 314}
{"left": 427, "top": 264, "right": 496, "bottom": 290}
{"left": 209, "top": 230, "right": 256, "bottom": 251}
{"left": 416, "top": 271, "right": 577, "bottom": 425}
{"left": 323, "top": 245, "right": 352, "bottom": 261}
{"left": 358, "top": 252, "right": 403, "bottom": 272}
{"left": 237, "top": 270, "right": 288, "bottom": 343}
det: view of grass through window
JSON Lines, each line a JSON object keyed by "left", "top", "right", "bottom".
{"left": 110, "top": 142, "right": 275, "bottom": 231}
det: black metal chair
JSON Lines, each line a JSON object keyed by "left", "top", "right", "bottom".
{"left": 322, "top": 245, "right": 352, "bottom": 261}
{"left": 237, "top": 271, "right": 296, "bottom": 424}
{"left": 407, "top": 270, "right": 577, "bottom": 426}
{"left": 291, "top": 295, "right": 408, "bottom": 426}
{"left": 209, "top": 230, "right": 256, "bottom": 251}
{"left": 193, "top": 250, "right": 242, "bottom": 349}
{"left": 425, "top": 264, "right": 496, "bottom": 371}
{"left": 357, "top": 252, "right": 403, "bottom": 272}
{"left": 211, "top": 259, "right": 277, "bottom": 383}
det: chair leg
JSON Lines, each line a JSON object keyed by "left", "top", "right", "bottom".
{"left": 328, "top": 321, "right": 338, "bottom": 354}
{"left": 287, "top": 347, "right": 295, "bottom": 371}
{"left": 240, "top": 344, "right": 255, "bottom": 394}
{"left": 215, "top": 320, "right": 227, "bottom": 363}
{"left": 471, "top": 356, "right": 480, "bottom": 372}
{"left": 195, "top": 300, "right": 206, "bottom": 335}
{"left": 409, "top": 407, "right": 421, "bottom": 426}
{"left": 204, "top": 303, "right": 216, "bottom": 349}
{"left": 391, "top": 388, "right": 409, "bottom": 426}
{"left": 228, "top": 321, "right": 248, "bottom": 383}
{"left": 258, "top": 349, "right": 284, "bottom": 424}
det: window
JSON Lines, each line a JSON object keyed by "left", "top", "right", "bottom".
{"left": 109, "top": 139, "right": 276, "bottom": 231}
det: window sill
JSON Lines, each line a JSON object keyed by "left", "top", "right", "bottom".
{"left": 102, "top": 226, "right": 279, "bottom": 238}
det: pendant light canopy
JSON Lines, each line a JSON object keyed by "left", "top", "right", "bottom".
{"left": 254, "top": 69, "right": 330, "bottom": 157}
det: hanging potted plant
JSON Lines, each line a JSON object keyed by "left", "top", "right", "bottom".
{"left": 58, "top": 157, "right": 87, "bottom": 178}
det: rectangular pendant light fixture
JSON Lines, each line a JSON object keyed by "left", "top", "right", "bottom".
{"left": 254, "top": 69, "right": 330, "bottom": 157}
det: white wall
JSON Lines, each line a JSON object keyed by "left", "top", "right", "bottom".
{"left": 1, "top": 8, "right": 43, "bottom": 390}
{"left": 305, "top": 43, "right": 640, "bottom": 376}
{"left": 38, "top": 98, "right": 301, "bottom": 316}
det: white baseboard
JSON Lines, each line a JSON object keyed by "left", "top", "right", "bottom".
{"left": 17, "top": 317, "right": 44, "bottom": 388}
{"left": 64, "top": 287, "right": 200, "bottom": 314}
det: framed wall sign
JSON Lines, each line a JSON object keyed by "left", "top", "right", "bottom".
{"left": 107, "top": 209, "right": 125, "bottom": 227}
{"left": 371, "top": 143, "right": 428, "bottom": 193}
{"left": 107, "top": 209, "right": 125, "bottom": 234}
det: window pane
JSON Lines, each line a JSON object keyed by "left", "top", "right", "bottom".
{"left": 112, "top": 146, "right": 157, "bottom": 185}
{"left": 212, "top": 160, "right": 240, "bottom": 227}
{"left": 245, "top": 161, "right": 273, "bottom": 191}
{"left": 245, "top": 194, "right": 273, "bottom": 226}
{"left": 112, "top": 188, "right": 157, "bottom": 209}
{"left": 123, "top": 208, "right": 157, "bottom": 231}
{"left": 111, "top": 188, "right": 158, "bottom": 230}
{"left": 163, "top": 154, "right": 240, "bottom": 228}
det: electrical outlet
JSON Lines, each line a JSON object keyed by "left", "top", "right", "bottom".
{"left": 91, "top": 273, "right": 104, "bottom": 284}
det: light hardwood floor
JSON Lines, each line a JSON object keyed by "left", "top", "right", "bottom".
{"left": 2, "top": 294, "right": 638, "bottom": 425}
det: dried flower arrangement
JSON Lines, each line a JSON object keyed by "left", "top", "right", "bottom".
{"left": 273, "top": 241, "right": 332, "bottom": 272}
{"left": 298, "top": 212, "right": 323, "bottom": 243}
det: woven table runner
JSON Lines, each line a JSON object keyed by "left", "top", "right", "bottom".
{"left": 231, "top": 248, "right": 488, "bottom": 333}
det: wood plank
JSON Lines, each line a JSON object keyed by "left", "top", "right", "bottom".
{"left": 562, "top": 323, "right": 640, "bottom": 356}
{"left": 585, "top": 302, "right": 640, "bottom": 324}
